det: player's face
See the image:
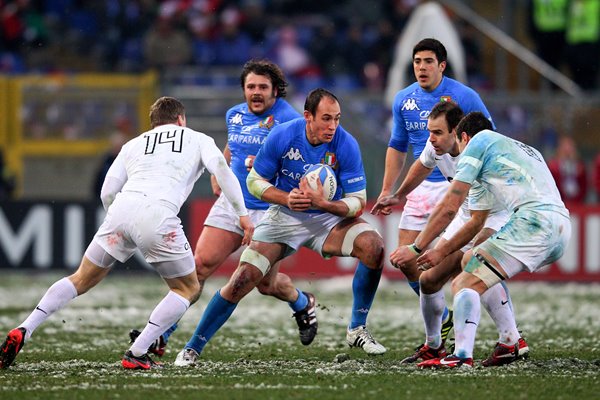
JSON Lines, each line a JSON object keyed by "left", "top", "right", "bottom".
{"left": 243, "top": 72, "right": 277, "bottom": 115}
{"left": 304, "top": 97, "right": 341, "bottom": 145}
{"left": 413, "top": 50, "right": 446, "bottom": 91}
{"left": 428, "top": 114, "right": 458, "bottom": 155}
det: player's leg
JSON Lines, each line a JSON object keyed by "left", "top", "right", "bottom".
{"left": 175, "top": 241, "right": 285, "bottom": 366}
{"left": 322, "top": 218, "right": 386, "bottom": 354}
{"left": 124, "top": 254, "right": 199, "bottom": 370}
{"left": 0, "top": 242, "right": 115, "bottom": 369}
{"left": 257, "top": 262, "right": 318, "bottom": 345}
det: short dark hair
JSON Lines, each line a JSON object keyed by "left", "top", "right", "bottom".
{"left": 240, "top": 59, "right": 288, "bottom": 98}
{"left": 413, "top": 38, "right": 447, "bottom": 64}
{"left": 149, "top": 96, "right": 185, "bottom": 128}
{"left": 429, "top": 101, "right": 464, "bottom": 133}
{"left": 455, "top": 112, "right": 493, "bottom": 138}
{"left": 304, "top": 88, "right": 339, "bottom": 116}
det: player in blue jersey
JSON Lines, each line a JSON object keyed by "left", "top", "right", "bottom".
{"left": 174, "top": 88, "right": 387, "bottom": 366}
{"left": 130, "top": 60, "right": 318, "bottom": 357}
{"left": 373, "top": 38, "right": 494, "bottom": 342}
{"left": 395, "top": 112, "right": 571, "bottom": 368}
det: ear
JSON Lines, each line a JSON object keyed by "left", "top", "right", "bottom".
{"left": 177, "top": 114, "right": 186, "bottom": 127}
{"left": 303, "top": 109, "right": 311, "bottom": 122}
{"left": 439, "top": 60, "right": 447, "bottom": 73}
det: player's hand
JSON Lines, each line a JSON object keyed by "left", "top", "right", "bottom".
{"left": 371, "top": 194, "right": 400, "bottom": 215}
{"left": 389, "top": 245, "right": 418, "bottom": 269}
{"left": 288, "top": 187, "right": 312, "bottom": 211}
{"left": 299, "top": 177, "right": 327, "bottom": 210}
{"left": 238, "top": 215, "right": 254, "bottom": 246}
{"left": 416, "top": 249, "right": 444, "bottom": 271}
{"left": 210, "top": 175, "right": 222, "bottom": 197}
{"left": 244, "top": 155, "right": 256, "bottom": 172}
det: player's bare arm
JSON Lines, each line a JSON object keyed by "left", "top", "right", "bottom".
{"left": 371, "top": 159, "right": 432, "bottom": 215}
{"left": 417, "top": 209, "right": 490, "bottom": 270}
{"left": 299, "top": 178, "right": 365, "bottom": 217}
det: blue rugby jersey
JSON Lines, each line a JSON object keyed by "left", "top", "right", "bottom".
{"left": 253, "top": 118, "right": 366, "bottom": 214}
{"left": 389, "top": 76, "right": 494, "bottom": 182}
{"left": 226, "top": 98, "right": 300, "bottom": 209}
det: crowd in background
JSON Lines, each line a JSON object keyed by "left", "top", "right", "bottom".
{"left": 0, "top": 0, "right": 476, "bottom": 90}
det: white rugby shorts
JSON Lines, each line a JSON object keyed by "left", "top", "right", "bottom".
{"left": 475, "top": 208, "right": 572, "bottom": 277}
{"left": 442, "top": 208, "right": 510, "bottom": 252}
{"left": 93, "top": 192, "right": 193, "bottom": 266}
{"left": 204, "top": 193, "right": 267, "bottom": 235}
{"left": 399, "top": 180, "right": 449, "bottom": 231}
{"left": 252, "top": 205, "right": 344, "bottom": 258}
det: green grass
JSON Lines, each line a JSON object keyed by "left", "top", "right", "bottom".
{"left": 1, "top": 272, "right": 599, "bottom": 400}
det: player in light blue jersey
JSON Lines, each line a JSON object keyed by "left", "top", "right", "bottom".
{"left": 174, "top": 88, "right": 387, "bottom": 366}
{"left": 394, "top": 112, "right": 571, "bottom": 368}
{"left": 374, "top": 38, "right": 494, "bottom": 342}
{"left": 130, "top": 60, "right": 317, "bottom": 358}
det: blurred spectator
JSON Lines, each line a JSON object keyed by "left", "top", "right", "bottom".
{"left": 92, "top": 118, "right": 132, "bottom": 199}
{"left": 269, "top": 24, "right": 320, "bottom": 81}
{"left": 548, "top": 136, "right": 588, "bottom": 203}
{"left": 0, "top": 149, "right": 16, "bottom": 200}
{"left": 143, "top": 15, "right": 192, "bottom": 71}
{"left": 527, "top": 0, "right": 568, "bottom": 71}
{"left": 564, "top": 0, "right": 600, "bottom": 90}
{"left": 213, "top": 7, "right": 254, "bottom": 65}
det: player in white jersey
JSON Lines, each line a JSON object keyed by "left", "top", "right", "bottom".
{"left": 0, "top": 97, "right": 253, "bottom": 370}
{"left": 130, "top": 60, "right": 317, "bottom": 357}
{"left": 392, "top": 112, "right": 571, "bottom": 368}
{"left": 374, "top": 102, "right": 527, "bottom": 366}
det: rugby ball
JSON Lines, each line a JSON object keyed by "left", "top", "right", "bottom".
{"left": 303, "top": 164, "right": 337, "bottom": 200}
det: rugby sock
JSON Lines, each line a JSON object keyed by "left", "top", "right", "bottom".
{"left": 20, "top": 277, "right": 78, "bottom": 340}
{"left": 453, "top": 288, "right": 480, "bottom": 359}
{"left": 185, "top": 290, "right": 237, "bottom": 354}
{"left": 349, "top": 262, "right": 382, "bottom": 329}
{"left": 129, "top": 291, "right": 189, "bottom": 357}
{"left": 409, "top": 280, "right": 450, "bottom": 322}
{"left": 421, "top": 290, "right": 445, "bottom": 348}
{"left": 288, "top": 289, "right": 308, "bottom": 313}
{"left": 162, "top": 322, "right": 178, "bottom": 343}
{"left": 481, "top": 283, "right": 519, "bottom": 345}
{"left": 408, "top": 280, "right": 420, "bottom": 295}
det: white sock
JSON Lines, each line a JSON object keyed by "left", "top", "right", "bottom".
{"left": 420, "top": 290, "right": 445, "bottom": 348}
{"left": 481, "top": 283, "right": 520, "bottom": 345}
{"left": 129, "top": 291, "right": 190, "bottom": 357}
{"left": 453, "top": 288, "right": 480, "bottom": 359}
{"left": 20, "top": 277, "right": 78, "bottom": 340}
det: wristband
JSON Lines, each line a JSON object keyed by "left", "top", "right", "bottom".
{"left": 407, "top": 243, "right": 422, "bottom": 255}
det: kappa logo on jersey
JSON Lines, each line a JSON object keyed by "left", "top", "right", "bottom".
{"left": 259, "top": 115, "right": 275, "bottom": 130}
{"left": 229, "top": 113, "right": 243, "bottom": 125}
{"left": 283, "top": 147, "right": 305, "bottom": 161}
{"left": 401, "top": 98, "right": 420, "bottom": 111}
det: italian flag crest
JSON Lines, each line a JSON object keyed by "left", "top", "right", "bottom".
{"left": 323, "top": 152, "right": 337, "bottom": 168}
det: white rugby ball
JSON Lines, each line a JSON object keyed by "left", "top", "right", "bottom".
{"left": 303, "top": 163, "right": 337, "bottom": 200}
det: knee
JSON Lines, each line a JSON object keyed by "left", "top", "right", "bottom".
{"left": 419, "top": 271, "right": 437, "bottom": 293}
{"left": 194, "top": 252, "right": 219, "bottom": 281}
{"left": 256, "top": 280, "right": 274, "bottom": 296}
{"left": 355, "top": 232, "right": 385, "bottom": 268}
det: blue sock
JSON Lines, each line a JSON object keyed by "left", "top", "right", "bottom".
{"left": 288, "top": 289, "right": 308, "bottom": 313}
{"left": 185, "top": 290, "right": 237, "bottom": 354}
{"left": 410, "top": 280, "right": 450, "bottom": 321}
{"left": 408, "top": 280, "right": 420, "bottom": 296}
{"left": 349, "top": 262, "right": 382, "bottom": 329}
{"left": 161, "top": 322, "right": 178, "bottom": 343}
